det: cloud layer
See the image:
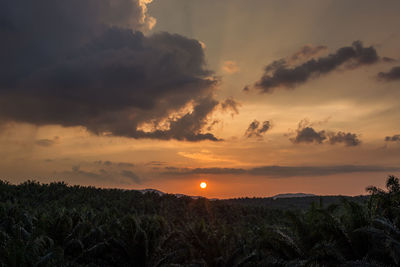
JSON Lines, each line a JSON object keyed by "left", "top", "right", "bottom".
{"left": 0, "top": 0, "right": 225, "bottom": 141}
{"left": 163, "top": 165, "right": 400, "bottom": 178}
{"left": 254, "top": 41, "right": 380, "bottom": 93}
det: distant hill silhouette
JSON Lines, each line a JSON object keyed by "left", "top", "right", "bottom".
{"left": 136, "top": 188, "right": 367, "bottom": 210}
{"left": 272, "top": 193, "right": 316, "bottom": 199}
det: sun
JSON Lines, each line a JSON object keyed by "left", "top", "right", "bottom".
{"left": 200, "top": 182, "right": 207, "bottom": 189}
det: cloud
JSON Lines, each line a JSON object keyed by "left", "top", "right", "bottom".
{"left": 291, "top": 127, "right": 326, "bottom": 144}
{"left": 253, "top": 41, "right": 381, "bottom": 93}
{"left": 94, "top": 160, "right": 113, "bottom": 166}
{"left": 382, "top": 57, "right": 397, "bottom": 63}
{"left": 70, "top": 165, "right": 105, "bottom": 180}
{"left": 35, "top": 136, "right": 60, "bottom": 147}
{"left": 220, "top": 98, "right": 241, "bottom": 117}
{"left": 58, "top": 165, "right": 141, "bottom": 184}
{"left": 163, "top": 165, "right": 400, "bottom": 178}
{"left": 0, "top": 0, "right": 230, "bottom": 142}
{"left": 245, "top": 120, "right": 272, "bottom": 138}
{"left": 118, "top": 162, "right": 135, "bottom": 167}
{"left": 222, "top": 60, "right": 240, "bottom": 74}
{"left": 290, "top": 120, "right": 360, "bottom": 146}
{"left": 121, "top": 170, "right": 141, "bottom": 184}
{"left": 287, "top": 44, "right": 327, "bottom": 64}
{"left": 327, "top": 131, "right": 361, "bottom": 147}
{"left": 164, "top": 166, "right": 246, "bottom": 175}
{"left": 146, "top": 161, "right": 167, "bottom": 166}
{"left": 151, "top": 96, "right": 221, "bottom": 141}
{"left": 94, "top": 160, "right": 134, "bottom": 167}
{"left": 378, "top": 66, "right": 400, "bottom": 81}
{"left": 35, "top": 139, "right": 55, "bottom": 147}
{"left": 177, "top": 150, "right": 240, "bottom": 164}
{"left": 385, "top": 134, "right": 400, "bottom": 142}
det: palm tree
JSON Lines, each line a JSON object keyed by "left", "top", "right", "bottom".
{"left": 367, "top": 175, "right": 400, "bottom": 224}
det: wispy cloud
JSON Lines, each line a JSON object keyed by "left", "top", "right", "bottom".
{"left": 222, "top": 60, "right": 240, "bottom": 74}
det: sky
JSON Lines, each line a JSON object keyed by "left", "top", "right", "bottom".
{"left": 1, "top": 0, "right": 400, "bottom": 198}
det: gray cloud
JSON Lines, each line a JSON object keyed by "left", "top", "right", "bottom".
{"left": 0, "top": 0, "right": 228, "bottom": 142}
{"left": 254, "top": 41, "right": 380, "bottom": 93}
{"left": 163, "top": 165, "right": 400, "bottom": 178}
{"left": 245, "top": 120, "right": 272, "bottom": 138}
{"left": 291, "top": 121, "right": 360, "bottom": 146}
{"left": 328, "top": 131, "right": 361, "bottom": 147}
{"left": 385, "top": 134, "right": 400, "bottom": 142}
{"left": 378, "top": 66, "right": 400, "bottom": 82}
{"left": 94, "top": 160, "right": 134, "bottom": 167}
{"left": 220, "top": 98, "right": 241, "bottom": 117}
{"left": 121, "top": 170, "right": 141, "bottom": 184}
{"left": 382, "top": 57, "right": 397, "bottom": 63}
{"left": 291, "top": 127, "right": 326, "bottom": 144}
{"left": 58, "top": 165, "right": 140, "bottom": 184}
{"left": 164, "top": 166, "right": 246, "bottom": 175}
{"left": 70, "top": 165, "right": 104, "bottom": 180}
{"left": 288, "top": 44, "right": 327, "bottom": 64}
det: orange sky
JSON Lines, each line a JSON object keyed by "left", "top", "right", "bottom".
{"left": 0, "top": 0, "right": 400, "bottom": 198}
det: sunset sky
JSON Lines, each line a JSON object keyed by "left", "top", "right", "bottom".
{"left": 1, "top": 0, "right": 400, "bottom": 198}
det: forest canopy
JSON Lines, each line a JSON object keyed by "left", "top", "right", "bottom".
{"left": 0, "top": 176, "right": 400, "bottom": 266}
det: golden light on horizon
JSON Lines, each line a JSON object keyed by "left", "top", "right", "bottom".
{"left": 200, "top": 182, "right": 207, "bottom": 189}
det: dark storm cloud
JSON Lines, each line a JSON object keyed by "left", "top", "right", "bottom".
{"left": 385, "top": 134, "right": 400, "bottom": 142}
{"left": 378, "top": 66, "right": 400, "bottom": 81}
{"left": 291, "top": 121, "right": 361, "bottom": 146}
{"left": 254, "top": 41, "right": 381, "bottom": 92}
{"left": 245, "top": 120, "right": 272, "bottom": 138}
{"left": 121, "top": 170, "right": 141, "bottom": 184}
{"left": 163, "top": 165, "right": 400, "bottom": 178}
{"left": 0, "top": 0, "right": 227, "bottom": 142}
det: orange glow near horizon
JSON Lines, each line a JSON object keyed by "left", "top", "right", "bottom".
{"left": 200, "top": 182, "right": 207, "bottom": 189}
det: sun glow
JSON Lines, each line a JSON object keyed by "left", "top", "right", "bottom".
{"left": 200, "top": 182, "right": 207, "bottom": 189}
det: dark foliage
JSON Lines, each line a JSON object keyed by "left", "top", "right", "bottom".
{"left": 0, "top": 176, "right": 399, "bottom": 266}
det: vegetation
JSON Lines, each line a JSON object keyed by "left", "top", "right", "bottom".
{"left": 1, "top": 176, "right": 400, "bottom": 266}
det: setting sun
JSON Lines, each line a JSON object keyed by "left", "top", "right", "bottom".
{"left": 200, "top": 182, "right": 207, "bottom": 189}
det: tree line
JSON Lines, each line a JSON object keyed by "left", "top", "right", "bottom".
{"left": 0, "top": 176, "right": 400, "bottom": 266}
